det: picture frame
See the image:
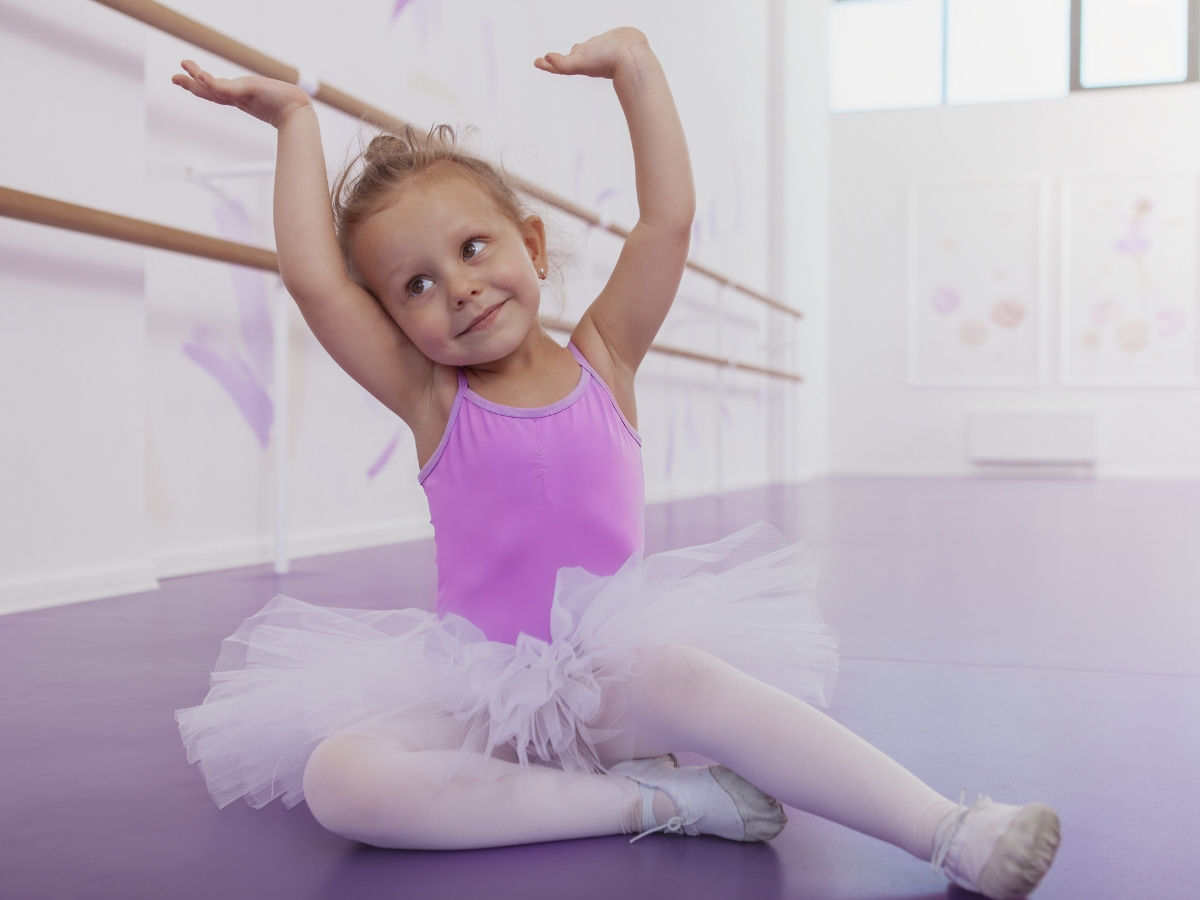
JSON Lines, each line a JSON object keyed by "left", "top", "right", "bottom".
{"left": 908, "top": 179, "right": 1048, "bottom": 387}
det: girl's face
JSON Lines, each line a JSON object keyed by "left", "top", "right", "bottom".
{"left": 353, "top": 173, "right": 548, "bottom": 367}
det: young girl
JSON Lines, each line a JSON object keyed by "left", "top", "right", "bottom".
{"left": 172, "top": 28, "right": 1060, "bottom": 899}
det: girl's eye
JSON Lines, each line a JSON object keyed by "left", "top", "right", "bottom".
{"left": 462, "top": 239, "right": 485, "bottom": 261}
{"left": 408, "top": 276, "right": 435, "bottom": 297}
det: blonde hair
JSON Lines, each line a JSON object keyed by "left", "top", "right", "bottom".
{"left": 331, "top": 124, "right": 532, "bottom": 290}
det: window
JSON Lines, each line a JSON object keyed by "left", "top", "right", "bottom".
{"left": 829, "top": 0, "right": 1199, "bottom": 113}
{"left": 946, "top": 0, "right": 1071, "bottom": 105}
{"left": 829, "top": 0, "right": 945, "bottom": 112}
{"left": 1079, "top": 0, "right": 1191, "bottom": 88}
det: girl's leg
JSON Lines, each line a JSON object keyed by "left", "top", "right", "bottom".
{"left": 603, "top": 645, "right": 957, "bottom": 861}
{"left": 302, "top": 733, "right": 641, "bottom": 850}
{"left": 302, "top": 645, "right": 954, "bottom": 855}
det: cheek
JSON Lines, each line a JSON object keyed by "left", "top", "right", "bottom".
{"left": 504, "top": 265, "right": 541, "bottom": 305}
{"left": 387, "top": 301, "right": 448, "bottom": 348}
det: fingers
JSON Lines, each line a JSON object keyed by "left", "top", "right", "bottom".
{"left": 176, "top": 59, "right": 243, "bottom": 101}
{"left": 533, "top": 53, "right": 562, "bottom": 73}
{"left": 171, "top": 73, "right": 234, "bottom": 106}
{"left": 534, "top": 51, "right": 584, "bottom": 75}
{"left": 180, "top": 59, "right": 220, "bottom": 89}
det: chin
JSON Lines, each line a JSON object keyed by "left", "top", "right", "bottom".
{"left": 472, "top": 331, "right": 528, "bottom": 364}
{"left": 431, "top": 326, "right": 523, "bottom": 367}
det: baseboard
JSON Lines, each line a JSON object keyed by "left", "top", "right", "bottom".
{"left": 645, "top": 480, "right": 722, "bottom": 505}
{"left": 289, "top": 518, "right": 435, "bottom": 559}
{"left": 1094, "top": 465, "right": 1200, "bottom": 481}
{"left": 0, "top": 560, "right": 160, "bottom": 616}
{"left": 152, "top": 517, "right": 436, "bottom": 580}
{"left": 829, "top": 462, "right": 1200, "bottom": 481}
{"left": 645, "top": 475, "right": 805, "bottom": 505}
{"left": 968, "top": 461, "right": 1096, "bottom": 480}
{"left": 831, "top": 461, "right": 1018, "bottom": 478}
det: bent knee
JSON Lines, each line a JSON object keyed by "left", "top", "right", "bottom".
{"left": 302, "top": 734, "right": 419, "bottom": 841}
{"left": 302, "top": 734, "right": 373, "bottom": 833}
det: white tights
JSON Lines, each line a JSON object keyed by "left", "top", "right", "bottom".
{"left": 302, "top": 645, "right": 956, "bottom": 856}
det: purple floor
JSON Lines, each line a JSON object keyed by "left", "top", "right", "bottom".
{"left": 2, "top": 476, "right": 1197, "bottom": 899}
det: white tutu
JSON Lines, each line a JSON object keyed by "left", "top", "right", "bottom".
{"left": 176, "top": 522, "right": 839, "bottom": 810}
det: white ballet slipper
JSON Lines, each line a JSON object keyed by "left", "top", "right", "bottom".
{"left": 932, "top": 794, "right": 1061, "bottom": 899}
{"left": 611, "top": 755, "right": 787, "bottom": 843}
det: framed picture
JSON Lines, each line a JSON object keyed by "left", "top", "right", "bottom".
{"left": 1061, "top": 175, "right": 1198, "bottom": 386}
{"left": 908, "top": 180, "right": 1047, "bottom": 386}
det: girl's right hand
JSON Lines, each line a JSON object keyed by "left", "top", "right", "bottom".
{"left": 172, "top": 60, "right": 311, "bottom": 128}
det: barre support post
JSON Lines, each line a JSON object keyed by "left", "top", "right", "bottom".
{"left": 273, "top": 283, "right": 291, "bottom": 576}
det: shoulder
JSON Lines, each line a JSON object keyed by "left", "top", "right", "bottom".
{"left": 569, "top": 319, "right": 638, "bottom": 429}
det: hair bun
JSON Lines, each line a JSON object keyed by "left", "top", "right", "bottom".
{"left": 363, "top": 133, "right": 408, "bottom": 164}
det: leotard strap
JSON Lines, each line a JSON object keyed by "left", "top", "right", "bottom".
{"left": 567, "top": 343, "right": 641, "bottom": 445}
{"left": 416, "top": 369, "right": 468, "bottom": 484}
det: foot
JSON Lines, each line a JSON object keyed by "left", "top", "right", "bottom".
{"left": 610, "top": 755, "right": 787, "bottom": 843}
{"left": 932, "top": 795, "right": 1061, "bottom": 899}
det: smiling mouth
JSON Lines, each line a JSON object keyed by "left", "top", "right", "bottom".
{"left": 460, "top": 300, "right": 506, "bottom": 335}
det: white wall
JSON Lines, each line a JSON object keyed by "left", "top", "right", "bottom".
{"left": 830, "top": 83, "right": 1200, "bottom": 478}
{"left": 783, "top": 0, "right": 832, "bottom": 480}
{"left": 0, "top": 0, "right": 156, "bottom": 609}
{"left": 0, "top": 0, "right": 791, "bottom": 612}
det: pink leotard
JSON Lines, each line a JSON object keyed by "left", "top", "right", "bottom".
{"left": 418, "top": 343, "right": 645, "bottom": 645}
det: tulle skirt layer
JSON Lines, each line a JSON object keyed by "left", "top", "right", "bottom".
{"left": 176, "top": 522, "right": 840, "bottom": 810}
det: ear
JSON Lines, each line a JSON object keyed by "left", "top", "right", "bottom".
{"left": 521, "top": 215, "right": 548, "bottom": 274}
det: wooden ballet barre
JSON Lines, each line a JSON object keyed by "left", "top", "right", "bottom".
{"left": 0, "top": 185, "right": 803, "bottom": 383}
{"left": 0, "top": 185, "right": 277, "bottom": 271}
{"left": 541, "top": 318, "right": 801, "bottom": 382}
{"left": 89, "top": 0, "right": 802, "bottom": 320}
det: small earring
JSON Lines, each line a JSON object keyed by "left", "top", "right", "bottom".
{"left": 537, "top": 268, "right": 547, "bottom": 280}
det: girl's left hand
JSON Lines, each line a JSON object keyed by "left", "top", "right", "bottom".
{"left": 534, "top": 27, "right": 650, "bottom": 80}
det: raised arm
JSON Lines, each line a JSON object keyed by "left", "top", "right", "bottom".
{"left": 172, "top": 62, "right": 436, "bottom": 426}
{"left": 536, "top": 30, "right": 696, "bottom": 388}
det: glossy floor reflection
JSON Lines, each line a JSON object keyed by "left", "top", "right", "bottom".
{"left": 2, "top": 477, "right": 1196, "bottom": 899}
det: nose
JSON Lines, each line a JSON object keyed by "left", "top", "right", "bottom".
{"left": 448, "top": 270, "right": 482, "bottom": 307}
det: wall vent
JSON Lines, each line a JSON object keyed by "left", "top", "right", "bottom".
{"left": 967, "top": 411, "right": 1097, "bottom": 466}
